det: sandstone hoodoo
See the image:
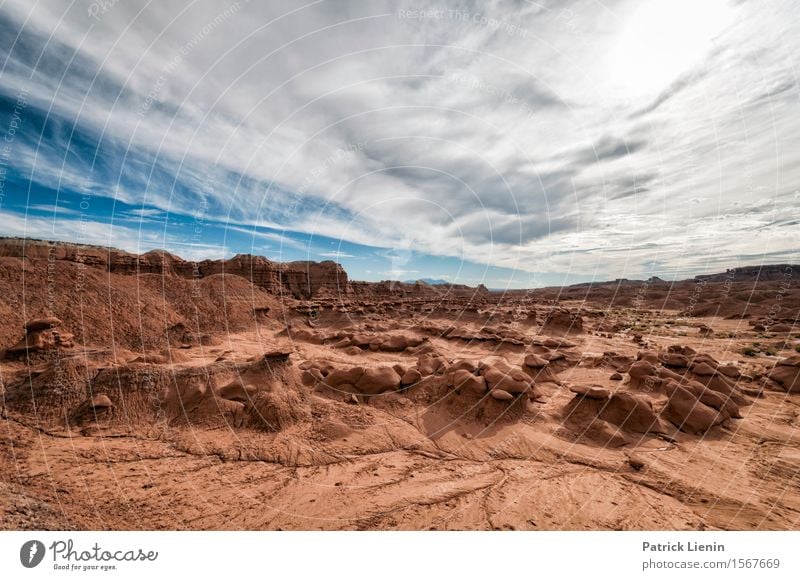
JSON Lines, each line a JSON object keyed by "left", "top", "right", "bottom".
{"left": 4, "top": 317, "right": 74, "bottom": 358}
{"left": 1, "top": 236, "right": 799, "bottom": 532}
{"left": 768, "top": 355, "right": 800, "bottom": 393}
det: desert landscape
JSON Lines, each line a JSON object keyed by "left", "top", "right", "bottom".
{"left": 1, "top": 237, "right": 798, "bottom": 531}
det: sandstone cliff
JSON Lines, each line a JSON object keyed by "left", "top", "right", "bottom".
{"left": 0, "top": 238, "right": 350, "bottom": 299}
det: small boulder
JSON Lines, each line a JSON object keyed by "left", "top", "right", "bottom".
{"left": 449, "top": 369, "right": 487, "bottom": 395}
{"left": 401, "top": 369, "right": 422, "bottom": 386}
{"left": 659, "top": 352, "right": 690, "bottom": 368}
{"left": 355, "top": 367, "right": 402, "bottom": 395}
{"left": 523, "top": 353, "right": 549, "bottom": 368}
{"left": 418, "top": 355, "right": 446, "bottom": 376}
{"left": 627, "top": 455, "right": 646, "bottom": 471}
{"left": 690, "top": 362, "right": 717, "bottom": 376}
{"left": 600, "top": 392, "right": 663, "bottom": 433}
{"left": 662, "top": 386, "right": 726, "bottom": 434}
{"left": 629, "top": 360, "right": 657, "bottom": 378}
{"left": 767, "top": 355, "right": 800, "bottom": 393}
{"left": 490, "top": 389, "right": 515, "bottom": 401}
{"left": 325, "top": 367, "right": 366, "bottom": 389}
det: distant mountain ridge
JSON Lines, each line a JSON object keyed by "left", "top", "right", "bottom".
{"left": 403, "top": 278, "right": 450, "bottom": 285}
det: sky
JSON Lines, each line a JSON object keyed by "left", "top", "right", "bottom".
{"left": 0, "top": 0, "right": 797, "bottom": 289}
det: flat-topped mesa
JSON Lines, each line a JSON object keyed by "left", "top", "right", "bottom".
{"left": 0, "top": 238, "right": 181, "bottom": 274}
{"left": 694, "top": 264, "right": 797, "bottom": 283}
{"left": 109, "top": 249, "right": 181, "bottom": 275}
{"left": 0, "top": 237, "right": 113, "bottom": 267}
{"left": 173, "top": 254, "right": 285, "bottom": 293}
{"left": 349, "top": 280, "right": 488, "bottom": 299}
{"left": 283, "top": 260, "right": 349, "bottom": 298}
{"left": 0, "top": 238, "right": 360, "bottom": 300}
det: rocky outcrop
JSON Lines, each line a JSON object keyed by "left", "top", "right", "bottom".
{"left": 694, "top": 264, "right": 797, "bottom": 283}
{"left": 0, "top": 238, "right": 494, "bottom": 301}
{"left": 4, "top": 317, "right": 74, "bottom": 358}
{"left": 0, "top": 239, "right": 347, "bottom": 299}
{"left": 768, "top": 355, "right": 800, "bottom": 393}
{"left": 541, "top": 308, "right": 584, "bottom": 334}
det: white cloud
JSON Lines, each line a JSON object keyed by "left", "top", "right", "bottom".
{"left": 319, "top": 251, "right": 356, "bottom": 258}
{"left": 225, "top": 225, "right": 309, "bottom": 251}
{"left": 125, "top": 208, "right": 165, "bottom": 218}
{"left": 26, "top": 204, "right": 82, "bottom": 216}
{"left": 0, "top": 0, "right": 798, "bottom": 280}
{"left": 0, "top": 210, "right": 229, "bottom": 261}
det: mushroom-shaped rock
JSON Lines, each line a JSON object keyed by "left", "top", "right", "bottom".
{"left": 6, "top": 318, "right": 74, "bottom": 355}
{"left": 418, "top": 355, "right": 446, "bottom": 376}
{"left": 483, "top": 366, "right": 532, "bottom": 394}
{"left": 448, "top": 369, "right": 487, "bottom": 395}
{"left": 659, "top": 352, "right": 690, "bottom": 368}
{"left": 662, "top": 386, "right": 726, "bottom": 435}
{"left": 355, "top": 367, "right": 402, "bottom": 395}
{"left": 629, "top": 360, "right": 657, "bottom": 379}
{"left": 69, "top": 394, "right": 114, "bottom": 424}
{"left": 401, "top": 368, "right": 422, "bottom": 386}
{"left": 24, "top": 317, "right": 62, "bottom": 333}
{"left": 325, "top": 367, "right": 366, "bottom": 389}
{"left": 600, "top": 392, "right": 664, "bottom": 433}
{"left": 767, "top": 355, "right": 800, "bottom": 393}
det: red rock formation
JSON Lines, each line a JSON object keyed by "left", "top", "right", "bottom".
{"left": 0, "top": 238, "right": 354, "bottom": 299}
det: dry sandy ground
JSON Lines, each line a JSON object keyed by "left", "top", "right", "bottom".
{"left": 2, "top": 309, "right": 799, "bottom": 531}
